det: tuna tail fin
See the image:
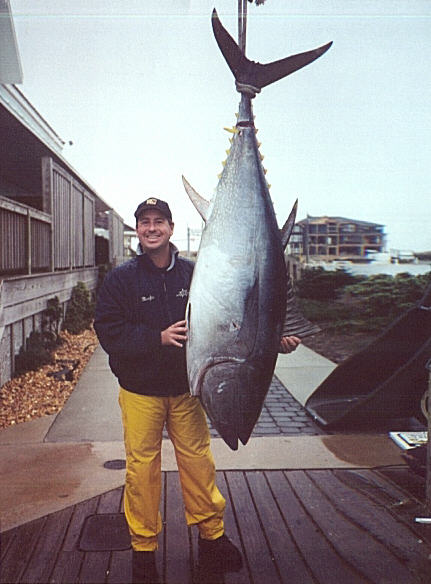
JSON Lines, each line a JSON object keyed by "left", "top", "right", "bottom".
{"left": 212, "top": 8, "right": 332, "bottom": 95}
{"left": 280, "top": 199, "right": 298, "bottom": 250}
{"left": 182, "top": 176, "right": 210, "bottom": 222}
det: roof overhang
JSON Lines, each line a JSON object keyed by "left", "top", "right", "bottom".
{"left": 0, "top": 84, "right": 112, "bottom": 214}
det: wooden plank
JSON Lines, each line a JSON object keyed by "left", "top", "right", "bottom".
{"left": 216, "top": 471, "right": 249, "bottom": 584}
{"left": 334, "top": 468, "right": 414, "bottom": 507}
{"left": 64, "top": 496, "right": 99, "bottom": 552}
{"left": 6, "top": 470, "right": 431, "bottom": 584}
{"left": 77, "top": 489, "right": 121, "bottom": 583}
{"left": 225, "top": 471, "right": 280, "bottom": 584}
{"left": 96, "top": 487, "right": 131, "bottom": 583}
{"left": 19, "top": 505, "right": 74, "bottom": 583}
{"left": 0, "top": 196, "right": 51, "bottom": 223}
{"left": 246, "top": 471, "right": 315, "bottom": 584}
{"left": 106, "top": 486, "right": 130, "bottom": 582}
{"left": 164, "top": 471, "right": 192, "bottom": 584}
{"left": 270, "top": 471, "right": 367, "bottom": 584}
{"left": 48, "top": 550, "right": 84, "bottom": 584}
{"left": 0, "top": 528, "right": 16, "bottom": 562}
{"left": 106, "top": 549, "right": 132, "bottom": 584}
{"left": 0, "top": 268, "right": 98, "bottom": 327}
{"left": 41, "top": 156, "right": 53, "bottom": 215}
{"left": 334, "top": 469, "right": 431, "bottom": 547}
{"left": 287, "top": 470, "right": 419, "bottom": 584}
{"left": 49, "top": 496, "right": 99, "bottom": 583}
{"left": 0, "top": 517, "right": 46, "bottom": 584}
{"left": 97, "top": 487, "right": 123, "bottom": 514}
{"left": 377, "top": 467, "right": 425, "bottom": 503}
{"left": 307, "top": 469, "right": 431, "bottom": 579}
{"left": 78, "top": 550, "right": 111, "bottom": 584}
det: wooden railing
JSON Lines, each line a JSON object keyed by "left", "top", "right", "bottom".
{"left": 108, "top": 209, "right": 125, "bottom": 266}
{"left": 51, "top": 161, "right": 96, "bottom": 271}
{"left": 0, "top": 196, "right": 52, "bottom": 275}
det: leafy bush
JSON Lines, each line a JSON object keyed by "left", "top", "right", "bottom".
{"left": 62, "top": 282, "right": 94, "bottom": 335}
{"left": 299, "top": 298, "right": 356, "bottom": 323}
{"left": 296, "top": 267, "right": 363, "bottom": 301}
{"left": 345, "top": 272, "right": 430, "bottom": 322}
{"left": 297, "top": 269, "right": 431, "bottom": 333}
{"left": 14, "top": 297, "right": 65, "bottom": 375}
{"left": 15, "top": 331, "right": 53, "bottom": 375}
{"left": 41, "top": 296, "right": 63, "bottom": 348}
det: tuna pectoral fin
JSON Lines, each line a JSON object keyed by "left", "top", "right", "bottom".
{"left": 282, "top": 273, "right": 321, "bottom": 339}
{"left": 182, "top": 175, "right": 210, "bottom": 222}
{"left": 212, "top": 8, "right": 332, "bottom": 92}
{"left": 280, "top": 199, "right": 298, "bottom": 250}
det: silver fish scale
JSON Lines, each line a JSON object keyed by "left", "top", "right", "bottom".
{"left": 187, "top": 95, "right": 286, "bottom": 405}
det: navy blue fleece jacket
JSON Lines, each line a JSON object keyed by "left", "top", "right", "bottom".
{"left": 94, "top": 249, "right": 194, "bottom": 396}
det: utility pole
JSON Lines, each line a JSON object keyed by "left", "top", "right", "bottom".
{"left": 187, "top": 226, "right": 190, "bottom": 258}
{"left": 305, "top": 215, "right": 310, "bottom": 264}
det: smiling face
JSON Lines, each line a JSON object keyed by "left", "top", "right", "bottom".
{"left": 136, "top": 209, "right": 174, "bottom": 258}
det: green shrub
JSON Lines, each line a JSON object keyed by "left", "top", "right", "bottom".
{"left": 296, "top": 267, "right": 363, "bottom": 301}
{"left": 299, "top": 298, "right": 356, "bottom": 323}
{"left": 14, "top": 331, "right": 53, "bottom": 375}
{"left": 41, "top": 296, "right": 63, "bottom": 348}
{"left": 63, "top": 282, "right": 94, "bottom": 335}
{"left": 344, "top": 272, "right": 430, "bottom": 322}
{"left": 299, "top": 270, "right": 431, "bottom": 334}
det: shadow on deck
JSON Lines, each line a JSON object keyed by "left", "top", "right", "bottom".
{"left": 1, "top": 468, "right": 431, "bottom": 584}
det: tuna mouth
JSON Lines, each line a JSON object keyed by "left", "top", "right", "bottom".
{"left": 198, "top": 359, "right": 260, "bottom": 451}
{"left": 191, "top": 357, "right": 245, "bottom": 397}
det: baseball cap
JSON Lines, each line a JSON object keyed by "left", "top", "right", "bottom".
{"left": 134, "top": 198, "right": 172, "bottom": 222}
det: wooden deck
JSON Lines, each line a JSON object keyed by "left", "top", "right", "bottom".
{"left": 1, "top": 468, "right": 431, "bottom": 584}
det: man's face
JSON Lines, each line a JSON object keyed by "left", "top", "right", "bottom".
{"left": 136, "top": 209, "right": 174, "bottom": 254}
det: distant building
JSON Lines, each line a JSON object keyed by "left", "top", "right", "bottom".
{"left": 289, "top": 216, "right": 386, "bottom": 261}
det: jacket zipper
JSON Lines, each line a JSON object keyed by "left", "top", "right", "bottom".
{"left": 161, "top": 273, "right": 173, "bottom": 325}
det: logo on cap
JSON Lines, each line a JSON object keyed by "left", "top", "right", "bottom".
{"left": 145, "top": 198, "right": 158, "bottom": 205}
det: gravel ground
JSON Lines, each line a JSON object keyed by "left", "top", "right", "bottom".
{"left": 0, "top": 328, "right": 98, "bottom": 429}
{"left": 302, "top": 328, "right": 378, "bottom": 364}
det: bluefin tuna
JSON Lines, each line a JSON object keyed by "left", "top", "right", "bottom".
{"left": 183, "top": 9, "right": 331, "bottom": 450}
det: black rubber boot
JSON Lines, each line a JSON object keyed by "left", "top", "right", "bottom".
{"left": 132, "top": 550, "right": 160, "bottom": 584}
{"left": 198, "top": 534, "right": 243, "bottom": 574}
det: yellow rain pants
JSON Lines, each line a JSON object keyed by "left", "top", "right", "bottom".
{"left": 119, "top": 388, "right": 226, "bottom": 551}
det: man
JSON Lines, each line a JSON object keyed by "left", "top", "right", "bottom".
{"left": 95, "top": 198, "right": 300, "bottom": 583}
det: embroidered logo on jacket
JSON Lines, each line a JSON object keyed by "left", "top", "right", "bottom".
{"left": 176, "top": 289, "right": 188, "bottom": 298}
{"left": 141, "top": 295, "right": 155, "bottom": 302}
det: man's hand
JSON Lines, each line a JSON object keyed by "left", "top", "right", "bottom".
{"left": 279, "top": 335, "right": 301, "bottom": 354}
{"left": 161, "top": 320, "right": 188, "bottom": 347}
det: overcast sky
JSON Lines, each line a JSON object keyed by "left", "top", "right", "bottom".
{"left": 9, "top": 0, "right": 431, "bottom": 252}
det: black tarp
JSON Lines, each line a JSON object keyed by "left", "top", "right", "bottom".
{"left": 305, "top": 283, "right": 431, "bottom": 429}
